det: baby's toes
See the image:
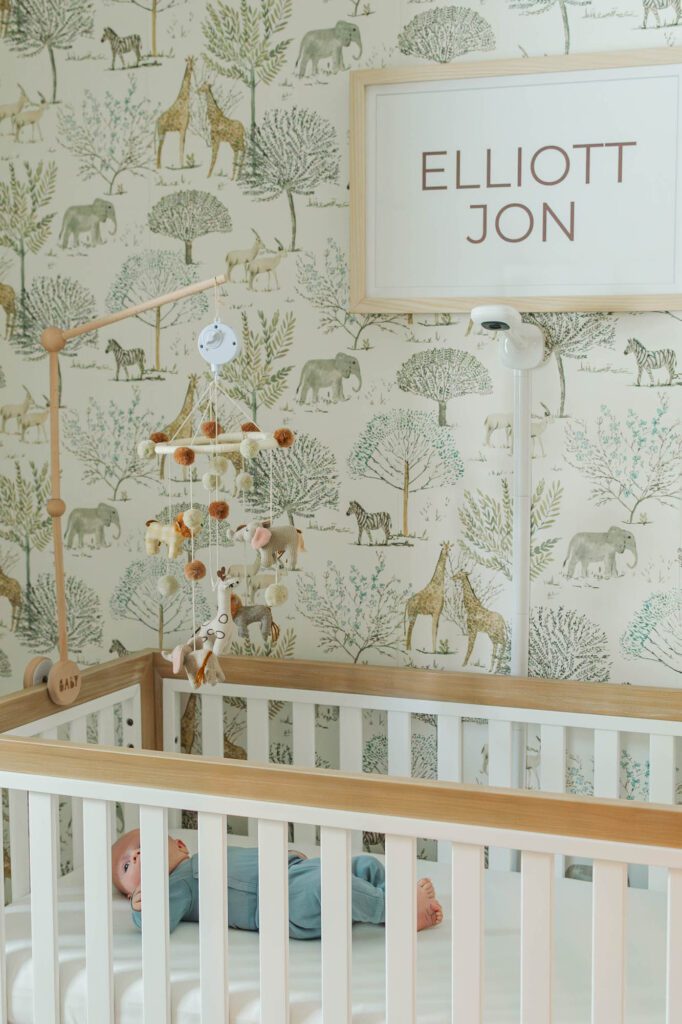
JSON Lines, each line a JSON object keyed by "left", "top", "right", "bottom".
{"left": 418, "top": 877, "right": 435, "bottom": 899}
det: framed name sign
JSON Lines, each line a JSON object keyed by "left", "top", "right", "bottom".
{"left": 349, "top": 49, "right": 682, "bottom": 313}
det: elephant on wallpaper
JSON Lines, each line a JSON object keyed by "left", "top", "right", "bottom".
{"left": 296, "top": 353, "right": 362, "bottom": 404}
{"left": 563, "top": 526, "right": 638, "bottom": 579}
{"left": 59, "top": 199, "right": 117, "bottom": 248}
{"left": 295, "top": 21, "right": 362, "bottom": 77}
{"left": 65, "top": 503, "right": 121, "bottom": 549}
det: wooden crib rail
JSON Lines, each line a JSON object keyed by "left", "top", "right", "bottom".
{"left": 1, "top": 735, "right": 681, "bottom": 856}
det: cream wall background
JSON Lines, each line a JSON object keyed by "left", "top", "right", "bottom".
{"left": 0, "top": 0, "right": 680, "bottom": 802}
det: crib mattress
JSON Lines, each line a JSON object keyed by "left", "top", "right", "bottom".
{"left": 3, "top": 831, "right": 667, "bottom": 1023}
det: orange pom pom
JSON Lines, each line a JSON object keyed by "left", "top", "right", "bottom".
{"left": 150, "top": 431, "right": 169, "bottom": 444}
{"left": 184, "top": 559, "right": 206, "bottom": 581}
{"left": 241, "top": 421, "right": 259, "bottom": 433}
{"left": 274, "top": 428, "right": 295, "bottom": 448}
{"left": 174, "top": 446, "right": 195, "bottom": 466}
{"left": 200, "top": 420, "right": 223, "bottom": 438}
{"left": 208, "top": 500, "right": 230, "bottom": 520}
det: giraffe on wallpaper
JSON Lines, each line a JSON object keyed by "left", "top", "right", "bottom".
{"left": 452, "top": 571, "right": 507, "bottom": 673}
{"left": 156, "top": 56, "right": 195, "bottom": 169}
{"left": 404, "top": 542, "right": 451, "bottom": 652}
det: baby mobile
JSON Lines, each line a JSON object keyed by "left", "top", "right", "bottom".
{"left": 137, "top": 292, "right": 297, "bottom": 689}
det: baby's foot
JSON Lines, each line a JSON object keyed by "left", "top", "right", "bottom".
{"left": 416, "top": 880, "right": 443, "bottom": 931}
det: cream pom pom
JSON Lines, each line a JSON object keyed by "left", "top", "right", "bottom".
{"left": 239, "top": 438, "right": 260, "bottom": 460}
{"left": 202, "top": 472, "right": 223, "bottom": 491}
{"left": 157, "top": 574, "right": 180, "bottom": 598}
{"left": 137, "top": 439, "right": 156, "bottom": 460}
{"left": 236, "top": 471, "right": 254, "bottom": 493}
{"left": 265, "top": 583, "right": 288, "bottom": 607}
{"left": 209, "top": 455, "right": 229, "bottom": 475}
{"left": 182, "top": 507, "right": 203, "bottom": 532}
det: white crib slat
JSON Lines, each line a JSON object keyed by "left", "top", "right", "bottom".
{"left": 163, "top": 690, "right": 182, "bottom": 829}
{"left": 122, "top": 696, "right": 141, "bottom": 833}
{"left": 321, "top": 827, "right": 351, "bottom": 1024}
{"left": 83, "top": 798, "right": 114, "bottom": 1024}
{"left": 69, "top": 716, "right": 87, "bottom": 869}
{"left": 98, "top": 707, "right": 116, "bottom": 747}
{"left": 592, "top": 860, "right": 626, "bottom": 1024}
{"left": 40, "top": 727, "right": 58, "bottom": 740}
{"left": 140, "top": 805, "right": 170, "bottom": 1024}
{"left": 258, "top": 819, "right": 289, "bottom": 1023}
{"left": 452, "top": 843, "right": 484, "bottom": 1024}
{"left": 437, "top": 715, "right": 462, "bottom": 862}
{"left": 293, "top": 703, "right": 316, "bottom": 847}
{"left": 650, "top": 735, "right": 675, "bottom": 891}
{"left": 199, "top": 811, "right": 229, "bottom": 1024}
{"left": 387, "top": 711, "right": 411, "bottom": 778}
{"left": 28, "top": 791, "right": 59, "bottom": 1024}
{"left": 8, "top": 789, "right": 29, "bottom": 899}
{"left": 540, "top": 724, "right": 566, "bottom": 878}
{"left": 339, "top": 706, "right": 363, "bottom": 855}
{"left": 202, "top": 693, "right": 225, "bottom": 757}
{"left": 593, "top": 730, "right": 619, "bottom": 799}
{"left": 667, "top": 869, "right": 682, "bottom": 1024}
{"left": 0, "top": 790, "right": 6, "bottom": 1024}
{"left": 385, "top": 834, "right": 416, "bottom": 1024}
{"left": 488, "top": 720, "right": 514, "bottom": 871}
{"left": 247, "top": 700, "right": 269, "bottom": 840}
{"left": 521, "top": 851, "right": 553, "bottom": 1024}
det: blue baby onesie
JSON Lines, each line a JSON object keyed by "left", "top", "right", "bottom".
{"left": 131, "top": 848, "right": 386, "bottom": 939}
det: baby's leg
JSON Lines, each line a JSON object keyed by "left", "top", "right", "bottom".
{"left": 351, "top": 856, "right": 443, "bottom": 931}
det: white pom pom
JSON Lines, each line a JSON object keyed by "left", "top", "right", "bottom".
{"left": 182, "top": 507, "right": 202, "bottom": 532}
{"left": 209, "top": 455, "right": 229, "bottom": 475}
{"left": 236, "top": 471, "right": 254, "bottom": 493}
{"left": 137, "top": 439, "right": 156, "bottom": 460}
{"left": 201, "top": 472, "right": 223, "bottom": 491}
{"left": 157, "top": 574, "right": 180, "bottom": 598}
{"left": 240, "top": 438, "right": 260, "bottom": 459}
{"left": 265, "top": 583, "right": 288, "bottom": 607}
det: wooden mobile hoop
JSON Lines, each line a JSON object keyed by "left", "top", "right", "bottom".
{"left": 36, "top": 272, "right": 235, "bottom": 705}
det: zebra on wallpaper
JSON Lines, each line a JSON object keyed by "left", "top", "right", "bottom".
{"left": 624, "top": 337, "right": 677, "bottom": 387}
{"left": 345, "top": 501, "right": 392, "bottom": 545}
{"left": 101, "top": 27, "right": 143, "bottom": 70}
{"left": 105, "top": 339, "right": 145, "bottom": 381}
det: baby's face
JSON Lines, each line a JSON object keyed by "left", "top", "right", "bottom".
{"left": 112, "top": 828, "right": 189, "bottom": 896}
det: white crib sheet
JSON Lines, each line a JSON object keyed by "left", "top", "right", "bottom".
{"left": 3, "top": 831, "right": 667, "bottom": 1023}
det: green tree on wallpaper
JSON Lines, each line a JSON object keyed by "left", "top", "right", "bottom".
{"left": 0, "top": 460, "right": 51, "bottom": 630}
{"left": 0, "top": 160, "right": 57, "bottom": 335}
{"left": 0, "top": 651, "right": 10, "bottom": 678}
{"left": 348, "top": 409, "right": 463, "bottom": 536}
{"left": 110, "top": 0, "right": 183, "bottom": 56}
{"left": 523, "top": 312, "right": 616, "bottom": 417}
{"left": 17, "top": 572, "right": 103, "bottom": 655}
{"left": 246, "top": 432, "right": 339, "bottom": 526}
{"left": 203, "top": 0, "right": 292, "bottom": 156}
{"left": 565, "top": 397, "right": 681, "bottom": 524}
{"left": 297, "top": 239, "right": 408, "bottom": 350}
{"left": 509, "top": 0, "right": 589, "bottom": 56}
{"left": 220, "top": 309, "right": 294, "bottom": 422}
{"left": 297, "top": 554, "right": 410, "bottom": 663}
{"left": 148, "top": 190, "right": 232, "bottom": 264}
{"left": 458, "top": 477, "right": 563, "bottom": 580}
{"left": 58, "top": 77, "right": 159, "bottom": 195}
{"left": 398, "top": 6, "right": 495, "bottom": 62}
{"left": 528, "top": 606, "right": 611, "bottom": 681}
{"left": 107, "top": 250, "right": 208, "bottom": 371}
{"left": 396, "top": 348, "right": 492, "bottom": 427}
{"left": 8, "top": 0, "right": 94, "bottom": 103}
{"left": 621, "top": 590, "right": 681, "bottom": 675}
{"left": 63, "top": 390, "right": 158, "bottom": 501}
{"left": 110, "top": 558, "right": 211, "bottom": 649}
{"left": 242, "top": 107, "right": 339, "bottom": 250}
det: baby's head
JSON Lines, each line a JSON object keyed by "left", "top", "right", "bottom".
{"left": 111, "top": 828, "right": 190, "bottom": 897}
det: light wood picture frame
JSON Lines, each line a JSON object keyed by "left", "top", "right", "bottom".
{"left": 349, "top": 48, "right": 682, "bottom": 314}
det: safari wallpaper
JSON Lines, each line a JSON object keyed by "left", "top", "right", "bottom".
{"left": 0, "top": 0, "right": 680, "bottom": 833}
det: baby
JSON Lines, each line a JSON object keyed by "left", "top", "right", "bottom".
{"left": 111, "top": 829, "right": 443, "bottom": 938}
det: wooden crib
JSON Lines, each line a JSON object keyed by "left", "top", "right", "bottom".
{"left": 0, "top": 649, "right": 680, "bottom": 1023}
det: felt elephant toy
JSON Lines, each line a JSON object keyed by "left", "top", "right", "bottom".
{"left": 296, "top": 353, "right": 362, "bottom": 404}
{"left": 563, "top": 526, "right": 637, "bottom": 579}
{"left": 65, "top": 502, "right": 121, "bottom": 549}
{"left": 295, "top": 20, "right": 362, "bottom": 77}
{"left": 59, "top": 198, "right": 117, "bottom": 248}
{"left": 161, "top": 636, "right": 226, "bottom": 689}
{"left": 234, "top": 521, "right": 305, "bottom": 570}
{"left": 145, "top": 511, "right": 195, "bottom": 559}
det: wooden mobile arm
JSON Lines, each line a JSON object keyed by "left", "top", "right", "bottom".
{"left": 36, "top": 273, "right": 228, "bottom": 705}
